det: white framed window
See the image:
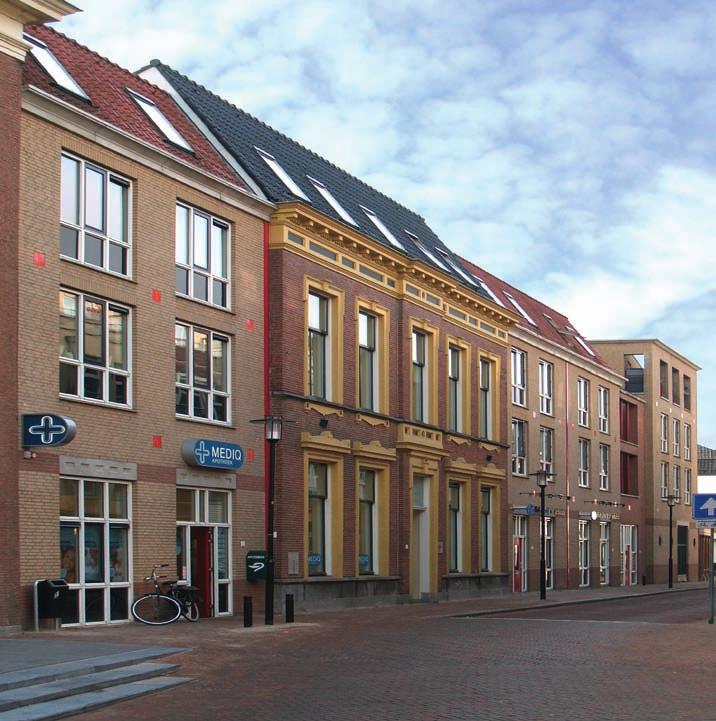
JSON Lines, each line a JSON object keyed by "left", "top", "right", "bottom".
{"left": 512, "top": 419, "right": 527, "bottom": 476}
{"left": 684, "top": 424, "right": 692, "bottom": 461}
{"left": 620, "top": 524, "right": 638, "bottom": 586}
{"left": 599, "top": 522, "right": 610, "bottom": 585}
{"left": 673, "top": 465, "right": 681, "bottom": 502}
{"left": 60, "top": 153, "right": 131, "bottom": 277}
{"left": 538, "top": 360, "right": 553, "bottom": 415}
{"left": 598, "top": 386, "right": 609, "bottom": 433}
{"left": 578, "top": 438, "right": 590, "bottom": 487}
{"left": 539, "top": 426, "right": 553, "bottom": 474}
{"left": 577, "top": 377, "right": 589, "bottom": 427}
{"left": 660, "top": 413, "right": 669, "bottom": 453}
{"left": 127, "top": 87, "right": 193, "bottom": 151}
{"left": 447, "top": 345, "right": 463, "bottom": 433}
{"left": 579, "top": 520, "right": 590, "bottom": 587}
{"left": 358, "top": 310, "right": 378, "bottom": 411}
{"left": 59, "top": 478, "right": 131, "bottom": 625}
{"left": 175, "top": 323, "right": 230, "bottom": 423}
{"left": 59, "top": 290, "right": 131, "bottom": 407}
{"left": 412, "top": 330, "right": 428, "bottom": 422}
{"left": 511, "top": 348, "right": 526, "bottom": 406}
{"left": 308, "top": 292, "right": 330, "bottom": 400}
{"left": 479, "top": 358, "right": 494, "bottom": 440}
{"left": 660, "top": 462, "right": 669, "bottom": 500}
{"left": 175, "top": 203, "right": 230, "bottom": 309}
{"left": 25, "top": 33, "right": 89, "bottom": 99}
{"left": 672, "top": 419, "right": 680, "bottom": 457}
{"left": 685, "top": 469, "right": 692, "bottom": 505}
{"left": 544, "top": 517, "right": 554, "bottom": 590}
{"left": 176, "top": 488, "right": 232, "bottom": 615}
{"left": 599, "top": 444, "right": 609, "bottom": 491}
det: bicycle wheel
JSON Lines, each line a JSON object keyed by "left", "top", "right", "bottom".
{"left": 131, "top": 593, "right": 181, "bottom": 625}
{"left": 184, "top": 601, "right": 200, "bottom": 622}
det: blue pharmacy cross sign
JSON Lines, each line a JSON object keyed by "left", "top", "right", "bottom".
{"left": 22, "top": 414, "right": 76, "bottom": 447}
{"left": 693, "top": 494, "right": 716, "bottom": 521}
{"left": 181, "top": 438, "right": 245, "bottom": 470}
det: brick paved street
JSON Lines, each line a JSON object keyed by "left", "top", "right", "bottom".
{"left": 21, "top": 586, "right": 716, "bottom": 721}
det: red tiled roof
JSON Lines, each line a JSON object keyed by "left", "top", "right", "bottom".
{"left": 23, "top": 25, "right": 245, "bottom": 189}
{"left": 459, "top": 255, "right": 611, "bottom": 369}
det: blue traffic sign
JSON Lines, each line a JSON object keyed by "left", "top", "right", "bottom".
{"left": 693, "top": 494, "right": 716, "bottom": 520}
{"left": 22, "top": 414, "right": 76, "bottom": 447}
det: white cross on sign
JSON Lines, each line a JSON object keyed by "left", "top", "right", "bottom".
{"left": 28, "top": 415, "right": 67, "bottom": 444}
{"left": 194, "top": 440, "right": 211, "bottom": 465}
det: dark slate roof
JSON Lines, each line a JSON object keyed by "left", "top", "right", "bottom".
{"left": 151, "top": 61, "right": 492, "bottom": 303}
{"left": 24, "top": 27, "right": 244, "bottom": 188}
{"left": 701, "top": 458, "right": 716, "bottom": 476}
{"left": 459, "top": 255, "right": 611, "bottom": 369}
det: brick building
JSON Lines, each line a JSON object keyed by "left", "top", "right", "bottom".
{"left": 142, "top": 62, "right": 521, "bottom": 607}
{"left": 458, "top": 260, "right": 647, "bottom": 590}
{"left": 0, "top": 2, "right": 272, "bottom": 629}
{"left": 592, "top": 340, "right": 700, "bottom": 583}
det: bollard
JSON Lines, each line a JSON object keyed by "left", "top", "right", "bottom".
{"left": 285, "top": 593, "right": 294, "bottom": 623}
{"left": 642, "top": 575, "right": 646, "bottom": 586}
{"left": 243, "top": 595, "right": 253, "bottom": 627}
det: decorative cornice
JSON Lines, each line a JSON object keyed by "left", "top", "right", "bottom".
{"left": 300, "top": 430, "right": 351, "bottom": 454}
{"left": 304, "top": 402, "right": 344, "bottom": 418}
{"left": 351, "top": 440, "right": 397, "bottom": 462}
{"left": 356, "top": 413, "right": 390, "bottom": 428}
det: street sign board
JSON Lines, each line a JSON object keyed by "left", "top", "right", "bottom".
{"left": 696, "top": 521, "right": 716, "bottom": 529}
{"left": 246, "top": 550, "right": 267, "bottom": 581}
{"left": 693, "top": 494, "right": 716, "bottom": 521}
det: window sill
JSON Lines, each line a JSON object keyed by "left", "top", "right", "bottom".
{"left": 60, "top": 255, "right": 136, "bottom": 284}
{"left": 175, "top": 292, "right": 234, "bottom": 315}
{"left": 60, "top": 395, "right": 135, "bottom": 412}
{"left": 175, "top": 415, "right": 236, "bottom": 430}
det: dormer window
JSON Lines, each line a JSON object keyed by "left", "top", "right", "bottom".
{"left": 405, "top": 232, "right": 449, "bottom": 272}
{"left": 503, "top": 291, "right": 537, "bottom": 325}
{"left": 307, "top": 176, "right": 356, "bottom": 225}
{"left": 472, "top": 276, "right": 505, "bottom": 306}
{"left": 360, "top": 206, "right": 404, "bottom": 250}
{"left": 25, "top": 34, "right": 89, "bottom": 100}
{"left": 574, "top": 334, "right": 596, "bottom": 357}
{"left": 126, "top": 88, "right": 193, "bottom": 152}
{"left": 434, "top": 248, "right": 480, "bottom": 288}
{"left": 255, "top": 147, "right": 309, "bottom": 200}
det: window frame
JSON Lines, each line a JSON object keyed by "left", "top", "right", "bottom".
{"left": 59, "top": 290, "right": 132, "bottom": 408}
{"left": 478, "top": 355, "right": 496, "bottom": 441}
{"left": 538, "top": 360, "right": 553, "bottom": 415}
{"left": 684, "top": 424, "right": 691, "bottom": 461}
{"left": 511, "top": 348, "right": 526, "bottom": 406}
{"left": 660, "top": 413, "right": 669, "bottom": 453}
{"left": 512, "top": 419, "right": 527, "bottom": 476}
{"left": 539, "top": 426, "right": 553, "bottom": 475}
{"left": 578, "top": 438, "right": 590, "bottom": 487}
{"left": 577, "top": 377, "right": 590, "bottom": 427}
{"left": 659, "top": 360, "right": 669, "bottom": 399}
{"left": 672, "top": 419, "right": 680, "bottom": 457}
{"left": 685, "top": 469, "right": 692, "bottom": 505}
{"left": 579, "top": 520, "right": 590, "bottom": 587}
{"left": 599, "top": 444, "right": 609, "bottom": 491}
{"left": 673, "top": 465, "right": 681, "bottom": 502}
{"left": 60, "top": 152, "right": 132, "bottom": 278}
{"left": 175, "top": 322, "right": 231, "bottom": 424}
{"left": 175, "top": 202, "right": 231, "bottom": 310}
{"left": 660, "top": 461, "right": 669, "bottom": 501}
{"left": 598, "top": 386, "right": 609, "bottom": 433}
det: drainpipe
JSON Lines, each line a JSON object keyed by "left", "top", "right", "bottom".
{"left": 565, "top": 360, "right": 571, "bottom": 589}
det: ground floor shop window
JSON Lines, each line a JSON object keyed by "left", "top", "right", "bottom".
{"left": 512, "top": 514, "right": 527, "bottom": 592}
{"left": 358, "top": 469, "right": 376, "bottom": 574}
{"left": 620, "top": 525, "right": 638, "bottom": 586}
{"left": 544, "top": 517, "right": 554, "bottom": 590}
{"left": 308, "top": 462, "right": 328, "bottom": 575}
{"left": 176, "top": 488, "right": 232, "bottom": 616}
{"left": 449, "top": 483, "right": 462, "bottom": 573}
{"left": 480, "top": 486, "right": 492, "bottom": 572}
{"left": 599, "top": 522, "right": 610, "bottom": 585}
{"left": 59, "top": 477, "right": 131, "bottom": 624}
{"left": 579, "top": 520, "right": 590, "bottom": 587}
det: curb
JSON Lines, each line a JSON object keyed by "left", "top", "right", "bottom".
{"left": 452, "top": 585, "right": 705, "bottom": 618}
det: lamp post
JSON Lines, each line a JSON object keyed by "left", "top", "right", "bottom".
{"left": 666, "top": 493, "right": 678, "bottom": 590}
{"left": 251, "top": 415, "right": 282, "bottom": 624}
{"left": 530, "top": 469, "right": 554, "bottom": 600}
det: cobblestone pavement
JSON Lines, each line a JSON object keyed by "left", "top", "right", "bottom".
{"left": 17, "top": 584, "right": 716, "bottom": 721}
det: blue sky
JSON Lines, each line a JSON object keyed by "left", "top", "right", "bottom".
{"left": 62, "top": 0, "right": 716, "bottom": 447}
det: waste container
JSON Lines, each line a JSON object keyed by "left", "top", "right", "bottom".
{"left": 37, "top": 579, "right": 69, "bottom": 619}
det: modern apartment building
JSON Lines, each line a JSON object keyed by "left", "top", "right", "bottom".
{"left": 591, "top": 340, "right": 700, "bottom": 583}
{"left": 141, "top": 61, "right": 522, "bottom": 608}
{"left": 459, "top": 259, "right": 641, "bottom": 591}
{"left": 0, "top": 3, "right": 272, "bottom": 628}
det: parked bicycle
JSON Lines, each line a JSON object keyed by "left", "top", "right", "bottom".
{"left": 131, "top": 564, "right": 200, "bottom": 625}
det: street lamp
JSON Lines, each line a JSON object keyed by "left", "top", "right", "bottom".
{"left": 530, "top": 469, "right": 554, "bottom": 600}
{"left": 251, "top": 415, "right": 282, "bottom": 624}
{"left": 666, "top": 493, "right": 679, "bottom": 590}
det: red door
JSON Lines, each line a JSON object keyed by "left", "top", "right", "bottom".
{"left": 191, "top": 527, "right": 213, "bottom": 617}
{"left": 513, "top": 538, "right": 522, "bottom": 592}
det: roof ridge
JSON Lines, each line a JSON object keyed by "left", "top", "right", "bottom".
{"left": 27, "top": 25, "right": 181, "bottom": 103}
{"left": 151, "top": 60, "right": 430, "bottom": 226}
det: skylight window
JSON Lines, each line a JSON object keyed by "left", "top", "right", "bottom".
{"left": 127, "top": 88, "right": 193, "bottom": 152}
{"left": 255, "top": 147, "right": 309, "bottom": 200}
{"left": 360, "top": 206, "right": 404, "bottom": 250}
{"left": 307, "top": 176, "right": 356, "bottom": 225}
{"left": 405, "top": 232, "right": 449, "bottom": 271}
{"left": 574, "top": 334, "right": 596, "bottom": 357}
{"left": 24, "top": 34, "right": 89, "bottom": 100}
{"left": 503, "top": 291, "right": 537, "bottom": 325}
{"left": 472, "top": 276, "right": 505, "bottom": 307}
{"left": 434, "top": 248, "right": 481, "bottom": 288}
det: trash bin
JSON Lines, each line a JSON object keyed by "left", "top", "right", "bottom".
{"left": 37, "top": 579, "right": 69, "bottom": 619}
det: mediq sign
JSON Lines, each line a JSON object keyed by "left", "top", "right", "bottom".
{"left": 181, "top": 439, "right": 245, "bottom": 470}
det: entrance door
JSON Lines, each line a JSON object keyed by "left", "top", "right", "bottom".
{"left": 677, "top": 525, "right": 688, "bottom": 577}
{"left": 410, "top": 475, "right": 430, "bottom": 599}
{"left": 512, "top": 515, "right": 527, "bottom": 592}
{"left": 191, "top": 526, "right": 213, "bottom": 617}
